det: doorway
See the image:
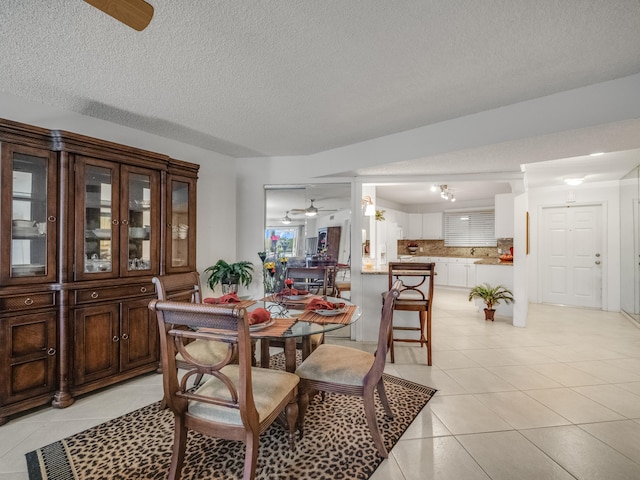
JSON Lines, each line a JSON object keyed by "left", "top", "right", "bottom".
{"left": 539, "top": 204, "right": 603, "bottom": 308}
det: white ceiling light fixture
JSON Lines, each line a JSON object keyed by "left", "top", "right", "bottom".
{"left": 281, "top": 211, "right": 292, "bottom": 224}
{"left": 362, "top": 195, "right": 375, "bottom": 216}
{"left": 305, "top": 199, "right": 319, "bottom": 217}
{"left": 564, "top": 178, "right": 584, "bottom": 186}
{"left": 438, "top": 185, "right": 455, "bottom": 202}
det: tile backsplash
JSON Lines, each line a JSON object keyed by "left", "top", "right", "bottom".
{"left": 398, "top": 239, "right": 513, "bottom": 258}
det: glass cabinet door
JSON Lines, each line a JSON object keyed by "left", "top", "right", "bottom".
{"left": 166, "top": 175, "right": 196, "bottom": 273}
{"left": 75, "top": 156, "right": 119, "bottom": 280}
{"left": 1, "top": 144, "right": 57, "bottom": 285}
{"left": 121, "top": 165, "right": 160, "bottom": 277}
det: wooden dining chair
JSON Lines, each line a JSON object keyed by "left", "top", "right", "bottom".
{"left": 152, "top": 273, "right": 234, "bottom": 394}
{"left": 262, "top": 266, "right": 330, "bottom": 366}
{"left": 149, "top": 300, "right": 299, "bottom": 480}
{"left": 384, "top": 262, "right": 435, "bottom": 365}
{"left": 285, "top": 266, "right": 329, "bottom": 295}
{"left": 295, "top": 280, "right": 401, "bottom": 458}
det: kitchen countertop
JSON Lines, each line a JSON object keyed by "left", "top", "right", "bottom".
{"left": 361, "top": 265, "right": 389, "bottom": 275}
{"left": 474, "top": 258, "right": 513, "bottom": 265}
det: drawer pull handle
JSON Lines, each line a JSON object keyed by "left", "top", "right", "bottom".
{"left": 91, "top": 291, "right": 99, "bottom": 299}
{"left": 113, "top": 336, "right": 119, "bottom": 342}
{"left": 47, "top": 216, "right": 56, "bottom": 222}
{"left": 140, "top": 287, "right": 147, "bottom": 293}
{"left": 112, "top": 220, "right": 119, "bottom": 225}
{"left": 121, "top": 333, "right": 129, "bottom": 340}
{"left": 47, "top": 348, "right": 56, "bottom": 356}
{"left": 122, "top": 219, "right": 129, "bottom": 225}
{"left": 24, "top": 298, "right": 34, "bottom": 306}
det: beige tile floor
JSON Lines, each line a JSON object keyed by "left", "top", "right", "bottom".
{"left": 2, "top": 288, "right": 640, "bottom": 480}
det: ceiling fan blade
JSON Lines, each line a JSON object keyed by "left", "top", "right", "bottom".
{"left": 84, "top": 0, "right": 154, "bottom": 31}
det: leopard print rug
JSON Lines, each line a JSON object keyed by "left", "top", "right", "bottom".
{"left": 27, "top": 357, "right": 436, "bottom": 480}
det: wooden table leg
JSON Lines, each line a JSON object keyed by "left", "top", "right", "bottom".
{"left": 301, "top": 336, "right": 312, "bottom": 361}
{"left": 260, "top": 339, "right": 271, "bottom": 368}
{"left": 284, "top": 337, "right": 297, "bottom": 372}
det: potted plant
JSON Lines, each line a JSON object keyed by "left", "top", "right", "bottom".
{"left": 468, "top": 283, "right": 514, "bottom": 321}
{"left": 204, "top": 259, "right": 254, "bottom": 294}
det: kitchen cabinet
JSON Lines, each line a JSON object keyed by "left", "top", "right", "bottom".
{"left": 421, "top": 212, "right": 443, "bottom": 239}
{"left": 432, "top": 258, "right": 448, "bottom": 286}
{"left": 405, "top": 256, "right": 475, "bottom": 288}
{"left": 446, "top": 258, "right": 476, "bottom": 287}
{"left": 407, "top": 213, "right": 422, "bottom": 239}
{"left": 495, "top": 193, "right": 514, "bottom": 238}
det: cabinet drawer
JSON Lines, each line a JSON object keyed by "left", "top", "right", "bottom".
{"left": 0, "top": 292, "right": 56, "bottom": 313}
{"left": 75, "top": 283, "right": 156, "bottom": 304}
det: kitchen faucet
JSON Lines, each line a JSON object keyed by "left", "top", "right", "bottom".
{"left": 470, "top": 248, "right": 476, "bottom": 255}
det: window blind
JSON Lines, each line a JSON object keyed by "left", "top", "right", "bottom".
{"left": 444, "top": 210, "right": 496, "bottom": 247}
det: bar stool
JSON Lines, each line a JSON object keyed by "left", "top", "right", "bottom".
{"left": 383, "top": 262, "right": 435, "bottom": 365}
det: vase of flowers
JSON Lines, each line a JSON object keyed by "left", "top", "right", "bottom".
{"left": 258, "top": 251, "right": 288, "bottom": 294}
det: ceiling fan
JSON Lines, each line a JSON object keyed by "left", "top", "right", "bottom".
{"left": 84, "top": 0, "right": 154, "bottom": 31}
{"left": 290, "top": 199, "right": 337, "bottom": 217}
{"left": 280, "top": 211, "right": 293, "bottom": 225}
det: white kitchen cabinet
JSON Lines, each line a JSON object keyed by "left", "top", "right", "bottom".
{"left": 407, "top": 213, "right": 422, "bottom": 239}
{"left": 421, "top": 212, "right": 443, "bottom": 239}
{"left": 432, "top": 257, "right": 448, "bottom": 285}
{"left": 494, "top": 193, "right": 514, "bottom": 238}
{"left": 396, "top": 211, "right": 408, "bottom": 238}
{"left": 442, "top": 258, "right": 476, "bottom": 287}
{"left": 447, "top": 261, "right": 468, "bottom": 287}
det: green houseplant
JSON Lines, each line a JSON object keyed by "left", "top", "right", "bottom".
{"left": 468, "top": 283, "right": 514, "bottom": 321}
{"left": 204, "top": 260, "right": 254, "bottom": 294}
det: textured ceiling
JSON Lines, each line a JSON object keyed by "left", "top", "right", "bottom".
{"left": 1, "top": 1, "right": 640, "bottom": 207}
{"left": 1, "top": 0, "right": 640, "bottom": 159}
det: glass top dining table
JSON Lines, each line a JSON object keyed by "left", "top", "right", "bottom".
{"left": 246, "top": 295, "right": 361, "bottom": 373}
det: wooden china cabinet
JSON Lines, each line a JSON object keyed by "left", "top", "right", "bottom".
{"left": 0, "top": 119, "right": 199, "bottom": 424}
{"left": 165, "top": 164, "right": 198, "bottom": 274}
{"left": 0, "top": 124, "right": 58, "bottom": 425}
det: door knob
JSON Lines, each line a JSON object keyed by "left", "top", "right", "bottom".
{"left": 595, "top": 260, "right": 601, "bottom": 265}
{"left": 595, "top": 253, "right": 601, "bottom": 257}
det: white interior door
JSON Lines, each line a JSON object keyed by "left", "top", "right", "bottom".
{"left": 540, "top": 204, "right": 603, "bottom": 308}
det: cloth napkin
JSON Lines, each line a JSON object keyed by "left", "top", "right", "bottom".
{"left": 280, "top": 288, "right": 309, "bottom": 296}
{"left": 204, "top": 292, "right": 241, "bottom": 304}
{"left": 249, "top": 307, "right": 271, "bottom": 325}
{"left": 305, "top": 297, "right": 346, "bottom": 311}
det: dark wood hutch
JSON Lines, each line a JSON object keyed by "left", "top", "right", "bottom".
{"left": 0, "top": 118, "right": 198, "bottom": 424}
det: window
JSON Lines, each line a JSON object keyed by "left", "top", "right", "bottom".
{"left": 444, "top": 210, "right": 496, "bottom": 247}
{"left": 264, "top": 227, "right": 299, "bottom": 256}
